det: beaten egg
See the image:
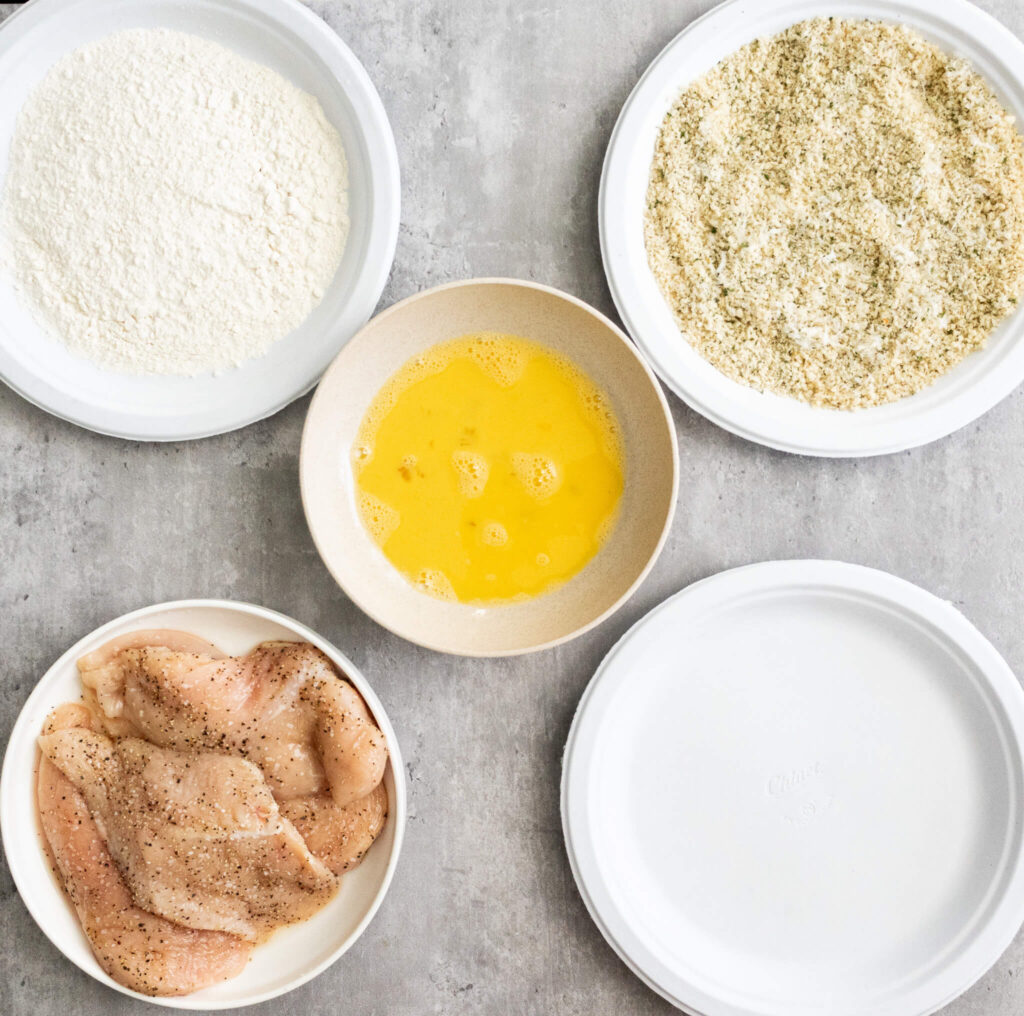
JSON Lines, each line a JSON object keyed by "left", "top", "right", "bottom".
{"left": 353, "top": 333, "right": 624, "bottom": 603}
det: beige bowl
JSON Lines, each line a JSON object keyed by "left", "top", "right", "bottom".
{"left": 300, "top": 278, "right": 678, "bottom": 656}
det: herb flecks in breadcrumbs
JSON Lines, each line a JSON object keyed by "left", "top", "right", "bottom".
{"left": 645, "top": 18, "right": 1024, "bottom": 409}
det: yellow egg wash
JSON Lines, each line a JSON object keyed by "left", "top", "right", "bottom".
{"left": 353, "top": 333, "right": 625, "bottom": 604}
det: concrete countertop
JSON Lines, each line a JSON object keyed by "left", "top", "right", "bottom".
{"left": 2, "top": 0, "right": 1024, "bottom": 1013}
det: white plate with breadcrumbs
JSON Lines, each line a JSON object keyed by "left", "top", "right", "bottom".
{"left": 0, "top": 0, "right": 399, "bottom": 441}
{"left": 600, "top": 0, "right": 1024, "bottom": 457}
{"left": 563, "top": 561, "right": 1024, "bottom": 1016}
{"left": 0, "top": 600, "right": 406, "bottom": 1009}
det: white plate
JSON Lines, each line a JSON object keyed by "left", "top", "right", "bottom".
{"left": 562, "top": 561, "right": 1024, "bottom": 1016}
{"left": 0, "top": 0, "right": 400, "bottom": 441}
{"left": 0, "top": 599, "right": 406, "bottom": 1009}
{"left": 600, "top": 0, "right": 1024, "bottom": 457}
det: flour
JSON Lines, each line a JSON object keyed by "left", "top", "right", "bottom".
{"left": 0, "top": 29, "right": 350, "bottom": 375}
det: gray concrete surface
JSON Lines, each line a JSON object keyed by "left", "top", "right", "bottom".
{"left": 3, "top": 0, "right": 1024, "bottom": 1012}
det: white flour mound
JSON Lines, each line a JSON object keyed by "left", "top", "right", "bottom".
{"left": 0, "top": 29, "right": 350, "bottom": 376}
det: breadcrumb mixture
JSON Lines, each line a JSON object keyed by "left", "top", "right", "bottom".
{"left": 645, "top": 17, "right": 1024, "bottom": 409}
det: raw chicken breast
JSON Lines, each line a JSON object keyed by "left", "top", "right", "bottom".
{"left": 37, "top": 705, "right": 252, "bottom": 996}
{"left": 79, "top": 635, "right": 387, "bottom": 807}
{"left": 76, "top": 630, "right": 225, "bottom": 738}
{"left": 281, "top": 783, "right": 389, "bottom": 875}
{"left": 40, "top": 716, "right": 338, "bottom": 941}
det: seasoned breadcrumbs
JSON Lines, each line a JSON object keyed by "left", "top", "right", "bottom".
{"left": 645, "top": 17, "right": 1024, "bottom": 409}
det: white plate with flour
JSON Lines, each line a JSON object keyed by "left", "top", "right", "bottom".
{"left": 0, "top": 0, "right": 400, "bottom": 441}
{"left": 0, "top": 599, "right": 406, "bottom": 1008}
{"left": 600, "top": 0, "right": 1024, "bottom": 457}
{"left": 562, "top": 561, "right": 1024, "bottom": 1016}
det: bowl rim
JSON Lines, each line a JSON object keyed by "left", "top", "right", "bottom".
{"left": 599, "top": 0, "right": 1024, "bottom": 458}
{"left": 0, "top": 0, "right": 401, "bottom": 441}
{"left": 0, "top": 597, "right": 407, "bottom": 1009}
{"left": 299, "top": 276, "right": 680, "bottom": 657}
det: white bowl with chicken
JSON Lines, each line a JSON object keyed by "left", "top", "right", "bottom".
{"left": 0, "top": 600, "right": 405, "bottom": 1009}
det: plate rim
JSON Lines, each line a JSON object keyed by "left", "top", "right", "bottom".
{"left": 561, "top": 559, "right": 1024, "bottom": 1016}
{"left": 0, "top": 597, "right": 407, "bottom": 1010}
{"left": 0, "top": 0, "right": 401, "bottom": 442}
{"left": 599, "top": 0, "right": 1024, "bottom": 457}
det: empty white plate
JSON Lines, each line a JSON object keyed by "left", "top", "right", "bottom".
{"left": 600, "top": 0, "right": 1024, "bottom": 456}
{"left": 0, "top": 599, "right": 405, "bottom": 1009}
{"left": 562, "top": 561, "right": 1024, "bottom": 1016}
{"left": 0, "top": 0, "right": 400, "bottom": 440}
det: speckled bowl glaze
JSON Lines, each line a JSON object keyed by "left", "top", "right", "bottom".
{"left": 300, "top": 278, "right": 679, "bottom": 657}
